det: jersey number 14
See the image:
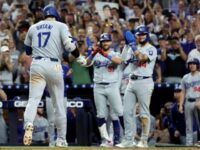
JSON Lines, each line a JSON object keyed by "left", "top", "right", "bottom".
{"left": 37, "top": 32, "right": 51, "bottom": 48}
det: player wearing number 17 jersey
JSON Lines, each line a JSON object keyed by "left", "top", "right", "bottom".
{"left": 23, "top": 5, "right": 86, "bottom": 147}
{"left": 116, "top": 25, "right": 157, "bottom": 148}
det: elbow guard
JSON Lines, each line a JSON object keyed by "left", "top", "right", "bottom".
{"left": 25, "top": 45, "right": 32, "bottom": 55}
{"left": 64, "top": 36, "right": 77, "bottom": 52}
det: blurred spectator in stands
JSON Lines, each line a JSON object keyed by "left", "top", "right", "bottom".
{"left": 60, "top": 8, "right": 68, "bottom": 23}
{"left": 32, "top": 108, "right": 49, "bottom": 144}
{"left": 0, "top": 45, "right": 14, "bottom": 85}
{"left": 191, "top": 11, "right": 200, "bottom": 36}
{"left": 33, "top": 7, "right": 44, "bottom": 23}
{"left": 28, "top": 0, "right": 45, "bottom": 13}
{"left": 161, "top": 37, "right": 187, "bottom": 83}
{"left": 154, "top": 107, "right": 170, "bottom": 144}
{"left": 102, "top": 4, "right": 112, "bottom": 21}
{"left": 118, "top": 0, "right": 135, "bottom": 21}
{"left": 170, "top": 85, "right": 186, "bottom": 144}
{"left": 135, "top": 104, "right": 156, "bottom": 146}
{"left": 14, "top": 20, "right": 30, "bottom": 54}
{"left": 8, "top": 39, "right": 20, "bottom": 84}
{"left": 162, "top": 102, "right": 174, "bottom": 143}
{"left": 152, "top": 2, "right": 164, "bottom": 34}
{"left": 176, "top": 0, "right": 189, "bottom": 21}
{"left": 0, "top": 89, "right": 8, "bottom": 144}
{"left": 0, "top": 18, "right": 13, "bottom": 42}
{"left": 181, "top": 30, "right": 196, "bottom": 55}
{"left": 16, "top": 52, "right": 32, "bottom": 84}
{"left": 5, "top": 1, "right": 29, "bottom": 24}
{"left": 80, "top": 10, "right": 93, "bottom": 28}
{"left": 188, "top": 34, "right": 200, "bottom": 64}
{"left": 143, "top": 0, "right": 155, "bottom": 33}
{"left": 133, "top": 3, "right": 144, "bottom": 24}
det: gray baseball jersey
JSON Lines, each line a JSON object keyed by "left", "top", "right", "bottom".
{"left": 181, "top": 72, "right": 200, "bottom": 99}
{"left": 24, "top": 20, "right": 74, "bottom": 61}
{"left": 93, "top": 51, "right": 121, "bottom": 83}
{"left": 132, "top": 43, "right": 157, "bottom": 77}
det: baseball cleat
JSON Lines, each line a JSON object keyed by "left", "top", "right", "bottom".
{"left": 136, "top": 140, "right": 148, "bottom": 148}
{"left": 115, "top": 139, "right": 136, "bottom": 148}
{"left": 55, "top": 139, "right": 68, "bottom": 147}
{"left": 98, "top": 123, "right": 111, "bottom": 142}
{"left": 23, "top": 123, "right": 34, "bottom": 146}
{"left": 100, "top": 140, "right": 113, "bottom": 147}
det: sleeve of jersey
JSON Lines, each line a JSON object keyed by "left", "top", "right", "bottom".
{"left": 142, "top": 47, "right": 157, "bottom": 61}
{"left": 61, "top": 24, "right": 76, "bottom": 52}
{"left": 180, "top": 76, "right": 186, "bottom": 91}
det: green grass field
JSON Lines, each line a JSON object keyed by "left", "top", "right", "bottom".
{"left": 0, "top": 146, "right": 199, "bottom": 150}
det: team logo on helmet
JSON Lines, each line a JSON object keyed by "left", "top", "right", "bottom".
{"left": 100, "top": 33, "right": 112, "bottom": 42}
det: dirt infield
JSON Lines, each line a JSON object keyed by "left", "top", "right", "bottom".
{"left": 0, "top": 146, "right": 199, "bottom": 150}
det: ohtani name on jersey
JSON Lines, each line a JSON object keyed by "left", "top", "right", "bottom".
{"left": 36, "top": 24, "right": 53, "bottom": 30}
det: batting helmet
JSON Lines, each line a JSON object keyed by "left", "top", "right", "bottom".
{"left": 135, "top": 25, "right": 149, "bottom": 42}
{"left": 135, "top": 25, "right": 149, "bottom": 35}
{"left": 43, "top": 5, "right": 60, "bottom": 21}
{"left": 100, "top": 33, "right": 112, "bottom": 42}
{"left": 187, "top": 58, "right": 200, "bottom": 69}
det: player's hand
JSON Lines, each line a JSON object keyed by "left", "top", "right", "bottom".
{"left": 196, "top": 100, "right": 200, "bottom": 109}
{"left": 76, "top": 55, "right": 87, "bottom": 66}
{"left": 178, "top": 105, "right": 184, "bottom": 113}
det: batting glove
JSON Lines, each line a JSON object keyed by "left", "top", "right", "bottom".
{"left": 88, "top": 47, "right": 101, "bottom": 60}
{"left": 76, "top": 55, "right": 87, "bottom": 66}
{"left": 124, "top": 31, "right": 137, "bottom": 52}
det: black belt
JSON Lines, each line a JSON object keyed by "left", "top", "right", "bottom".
{"left": 130, "top": 75, "right": 151, "bottom": 80}
{"left": 98, "top": 82, "right": 110, "bottom": 85}
{"left": 188, "top": 98, "right": 196, "bottom": 102}
{"left": 34, "top": 56, "right": 58, "bottom": 62}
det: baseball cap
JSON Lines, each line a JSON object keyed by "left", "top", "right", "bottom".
{"left": 158, "top": 35, "right": 167, "bottom": 41}
{"left": 0, "top": 46, "right": 9, "bottom": 52}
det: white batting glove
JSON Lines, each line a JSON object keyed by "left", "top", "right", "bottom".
{"left": 76, "top": 55, "right": 87, "bottom": 66}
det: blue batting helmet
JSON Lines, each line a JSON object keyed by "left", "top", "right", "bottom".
{"left": 100, "top": 33, "right": 112, "bottom": 42}
{"left": 43, "top": 5, "right": 60, "bottom": 21}
{"left": 135, "top": 25, "right": 149, "bottom": 35}
{"left": 187, "top": 58, "right": 199, "bottom": 69}
{"left": 135, "top": 25, "right": 149, "bottom": 42}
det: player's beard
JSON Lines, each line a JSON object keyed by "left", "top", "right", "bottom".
{"left": 139, "top": 41, "right": 147, "bottom": 46}
{"left": 102, "top": 45, "right": 110, "bottom": 51}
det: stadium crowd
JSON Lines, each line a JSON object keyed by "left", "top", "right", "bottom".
{"left": 0, "top": 0, "right": 200, "bottom": 147}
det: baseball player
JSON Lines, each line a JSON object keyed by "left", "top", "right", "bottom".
{"left": 188, "top": 34, "right": 200, "bottom": 64}
{"left": 23, "top": 5, "right": 86, "bottom": 147}
{"left": 179, "top": 58, "right": 200, "bottom": 146}
{"left": 84, "top": 33, "right": 124, "bottom": 147}
{"left": 116, "top": 25, "right": 157, "bottom": 148}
